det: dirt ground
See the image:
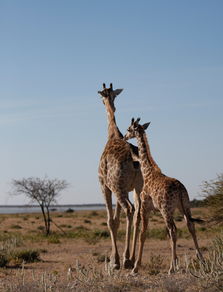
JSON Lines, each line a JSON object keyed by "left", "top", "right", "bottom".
{"left": 0, "top": 208, "right": 220, "bottom": 291}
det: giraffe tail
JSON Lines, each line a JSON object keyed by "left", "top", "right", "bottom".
{"left": 179, "top": 187, "right": 205, "bottom": 224}
{"left": 189, "top": 217, "right": 205, "bottom": 224}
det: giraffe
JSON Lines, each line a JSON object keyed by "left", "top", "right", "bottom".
{"left": 98, "top": 83, "right": 143, "bottom": 270}
{"left": 124, "top": 118, "right": 204, "bottom": 274}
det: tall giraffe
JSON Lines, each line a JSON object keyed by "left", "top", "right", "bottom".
{"left": 98, "top": 83, "right": 143, "bottom": 269}
{"left": 124, "top": 118, "right": 204, "bottom": 274}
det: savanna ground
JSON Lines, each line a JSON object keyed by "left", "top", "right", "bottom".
{"left": 0, "top": 207, "right": 222, "bottom": 292}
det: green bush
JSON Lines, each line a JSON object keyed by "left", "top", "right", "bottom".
{"left": 65, "top": 208, "right": 74, "bottom": 213}
{"left": 147, "top": 228, "right": 167, "bottom": 240}
{"left": 10, "top": 249, "right": 40, "bottom": 264}
{"left": 89, "top": 211, "right": 98, "bottom": 217}
{"left": 93, "top": 230, "right": 109, "bottom": 238}
{"left": 60, "top": 224, "right": 72, "bottom": 229}
{"left": 47, "top": 235, "right": 61, "bottom": 244}
{"left": 202, "top": 174, "right": 223, "bottom": 224}
{"left": 84, "top": 219, "right": 91, "bottom": 224}
{"left": 0, "top": 252, "right": 9, "bottom": 267}
{"left": 10, "top": 225, "right": 22, "bottom": 229}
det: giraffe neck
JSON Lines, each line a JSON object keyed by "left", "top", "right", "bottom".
{"left": 136, "top": 132, "right": 161, "bottom": 177}
{"left": 105, "top": 101, "right": 123, "bottom": 139}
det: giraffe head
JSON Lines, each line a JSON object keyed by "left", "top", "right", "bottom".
{"left": 124, "top": 118, "right": 150, "bottom": 140}
{"left": 98, "top": 83, "right": 123, "bottom": 112}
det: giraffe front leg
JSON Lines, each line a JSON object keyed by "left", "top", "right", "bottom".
{"left": 132, "top": 200, "right": 150, "bottom": 274}
{"left": 130, "top": 188, "right": 141, "bottom": 265}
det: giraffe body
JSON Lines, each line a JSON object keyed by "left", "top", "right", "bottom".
{"left": 124, "top": 118, "right": 204, "bottom": 274}
{"left": 98, "top": 84, "right": 143, "bottom": 269}
{"left": 99, "top": 139, "right": 139, "bottom": 193}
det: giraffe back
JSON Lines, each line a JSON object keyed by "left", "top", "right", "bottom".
{"left": 99, "top": 138, "right": 142, "bottom": 193}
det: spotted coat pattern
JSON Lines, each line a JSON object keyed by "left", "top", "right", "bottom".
{"left": 124, "top": 120, "right": 203, "bottom": 274}
{"left": 98, "top": 84, "right": 143, "bottom": 269}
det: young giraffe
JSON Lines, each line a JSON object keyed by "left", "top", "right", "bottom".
{"left": 124, "top": 118, "right": 204, "bottom": 274}
{"left": 98, "top": 83, "right": 143, "bottom": 270}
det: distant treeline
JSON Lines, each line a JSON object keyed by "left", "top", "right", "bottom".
{"left": 190, "top": 199, "right": 205, "bottom": 208}
{"left": 0, "top": 204, "right": 106, "bottom": 208}
{"left": 0, "top": 201, "right": 205, "bottom": 208}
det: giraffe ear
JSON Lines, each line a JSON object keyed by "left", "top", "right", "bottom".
{"left": 113, "top": 89, "right": 123, "bottom": 97}
{"left": 143, "top": 122, "right": 151, "bottom": 130}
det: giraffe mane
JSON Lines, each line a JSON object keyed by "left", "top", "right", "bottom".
{"left": 143, "top": 132, "right": 161, "bottom": 172}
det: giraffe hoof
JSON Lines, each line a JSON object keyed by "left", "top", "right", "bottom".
{"left": 109, "top": 255, "right": 120, "bottom": 270}
{"left": 197, "top": 253, "right": 205, "bottom": 264}
{"left": 168, "top": 267, "right": 175, "bottom": 275}
{"left": 109, "top": 261, "right": 120, "bottom": 270}
{"left": 123, "top": 259, "right": 134, "bottom": 269}
{"left": 130, "top": 270, "right": 138, "bottom": 277}
{"left": 111, "top": 263, "right": 120, "bottom": 270}
{"left": 131, "top": 266, "right": 138, "bottom": 274}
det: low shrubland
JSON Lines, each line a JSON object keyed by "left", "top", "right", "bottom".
{"left": 0, "top": 208, "right": 222, "bottom": 291}
{"left": 0, "top": 233, "right": 40, "bottom": 267}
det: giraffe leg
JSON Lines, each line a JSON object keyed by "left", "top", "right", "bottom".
{"left": 132, "top": 199, "right": 150, "bottom": 274}
{"left": 164, "top": 216, "right": 178, "bottom": 274}
{"left": 180, "top": 193, "right": 204, "bottom": 262}
{"left": 130, "top": 188, "right": 141, "bottom": 265}
{"left": 184, "top": 213, "right": 204, "bottom": 262}
{"left": 102, "top": 185, "right": 120, "bottom": 270}
{"left": 117, "top": 194, "right": 134, "bottom": 269}
{"left": 113, "top": 201, "right": 121, "bottom": 239}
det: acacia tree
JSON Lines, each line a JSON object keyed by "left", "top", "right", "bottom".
{"left": 202, "top": 173, "right": 223, "bottom": 224}
{"left": 12, "top": 177, "right": 68, "bottom": 235}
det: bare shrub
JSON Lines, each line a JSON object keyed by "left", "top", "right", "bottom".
{"left": 146, "top": 254, "right": 164, "bottom": 275}
{"left": 11, "top": 176, "right": 68, "bottom": 235}
{"left": 161, "top": 275, "right": 198, "bottom": 292}
{"left": 189, "top": 232, "right": 223, "bottom": 291}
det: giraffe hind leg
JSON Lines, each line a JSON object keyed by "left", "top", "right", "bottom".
{"left": 117, "top": 194, "right": 135, "bottom": 269}
{"left": 179, "top": 194, "right": 204, "bottom": 262}
{"left": 161, "top": 211, "right": 178, "bottom": 274}
{"left": 184, "top": 211, "right": 204, "bottom": 262}
{"left": 102, "top": 185, "right": 120, "bottom": 270}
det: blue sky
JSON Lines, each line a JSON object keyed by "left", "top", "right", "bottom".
{"left": 0, "top": 0, "right": 222, "bottom": 205}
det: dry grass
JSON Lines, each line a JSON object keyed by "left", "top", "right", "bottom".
{"left": 0, "top": 208, "right": 221, "bottom": 291}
